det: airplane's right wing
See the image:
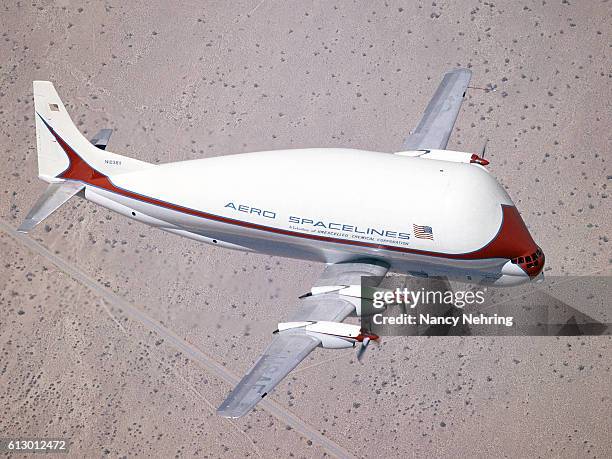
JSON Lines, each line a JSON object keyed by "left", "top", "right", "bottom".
{"left": 216, "top": 294, "right": 356, "bottom": 418}
{"left": 402, "top": 68, "right": 472, "bottom": 151}
{"left": 217, "top": 260, "right": 388, "bottom": 418}
{"left": 216, "top": 331, "right": 321, "bottom": 418}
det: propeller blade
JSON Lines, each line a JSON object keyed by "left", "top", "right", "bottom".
{"left": 480, "top": 138, "right": 488, "bottom": 158}
{"left": 357, "top": 337, "right": 370, "bottom": 362}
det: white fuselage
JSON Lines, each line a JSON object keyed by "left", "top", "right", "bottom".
{"left": 81, "top": 148, "right": 536, "bottom": 286}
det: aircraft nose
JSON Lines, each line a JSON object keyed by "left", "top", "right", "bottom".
{"left": 479, "top": 205, "right": 544, "bottom": 281}
{"left": 509, "top": 247, "right": 545, "bottom": 279}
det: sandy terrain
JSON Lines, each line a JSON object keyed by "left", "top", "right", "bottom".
{"left": 1, "top": 0, "right": 610, "bottom": 457}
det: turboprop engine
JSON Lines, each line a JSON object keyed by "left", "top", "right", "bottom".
{"left": 275, "top": 321, "right": 379, "bottom": 359}
{"left": 394, "top": 148, "right": 489, "bottom": 166}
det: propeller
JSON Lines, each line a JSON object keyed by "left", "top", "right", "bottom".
{"left": 356, "top": 331, "right": 379, "bottom": 362}
{"left": 470, "top": 139, "right": 490, "bottom": 166}
{"left": 480, "top": 138, "right": 488, "bottom": 159}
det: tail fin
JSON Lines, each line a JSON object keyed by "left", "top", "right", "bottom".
{"left": 33, "top": 81, "right": 152, "bottom": 182}
{"left": 19, "top": 82, "right": 154, "bottom": 233}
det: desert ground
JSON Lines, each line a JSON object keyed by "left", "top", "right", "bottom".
{"left": 1, "top": 0, "right": 610, "bottom": 457}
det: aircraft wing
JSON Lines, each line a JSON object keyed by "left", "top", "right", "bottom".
{"left": 216, "top": 331, "right": 321, "bottom": 418}
{"left": 402, "top": 68, "right": 472, "bottom": 151}
{"left": 217, "top": 260, "right": 388, "bottom": 418}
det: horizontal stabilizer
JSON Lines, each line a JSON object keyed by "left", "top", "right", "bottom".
{"left": 17, "top": 181, "right": 84, "bottom": 233}
{"left": 90, "top": 129, "right": 113, "bottom": 150}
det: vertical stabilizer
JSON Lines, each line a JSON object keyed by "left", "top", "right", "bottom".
{"left": 32, "top": 81, "right": 152, "bottom": 182}
{"left": 33, "top": 81, "right": 73, "bottom": 181}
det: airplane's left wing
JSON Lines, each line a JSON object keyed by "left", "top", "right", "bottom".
{"left": 217, "top": 260, "right": 388, "bottom": 418}
{"left": 402, "top": 68, "right": 472, "bottom": 151}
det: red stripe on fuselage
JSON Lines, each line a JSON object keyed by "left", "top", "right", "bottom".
{"left": 38, "top": 113, "right": 538, "bottom": 262}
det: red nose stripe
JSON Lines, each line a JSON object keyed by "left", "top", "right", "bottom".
{"left": 475, "top": 206, "right": 539, "bottom": 260}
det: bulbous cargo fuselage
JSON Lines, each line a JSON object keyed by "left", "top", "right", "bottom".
{"left": 84, "top": 148, "right": 544, "bottom": 286}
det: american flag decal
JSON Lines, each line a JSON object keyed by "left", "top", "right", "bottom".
{"left": 413, "top": 224, "right": 434, "bottom": 240}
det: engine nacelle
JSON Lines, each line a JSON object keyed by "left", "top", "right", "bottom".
{"left": 277, "top": 321, "right": 363, "bottom": 348}
{"left": 313, "top": 333, "right": 355, "bottom": 349}
{"left": 395, "top": 149, "right": 489, "bottom": 166}
{"left": 304, "top": 320, "right": 361, "bottom": 338}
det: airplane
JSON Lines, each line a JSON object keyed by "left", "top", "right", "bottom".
{"left": 19, "top": 69, "right": 544, "bottom": 417}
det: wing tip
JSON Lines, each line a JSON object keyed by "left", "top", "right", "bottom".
{"left": 447, "top": 67, "right": 472, "bottom": 76}
{"left": 17, "top": 219, "right": 36, "bottom": 233}
{"left": 444, "top": 68, "right": 472, "bottom": 85}
{"left": 216, "top": 405, "right": 251, "bottom": 419}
